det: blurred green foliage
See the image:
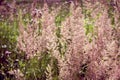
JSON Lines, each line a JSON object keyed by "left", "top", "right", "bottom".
{"left": 55, "top": 3, "right": 70, "bottom": 56}
{"left": 107, "top": 4, "right": 115, "bottom": 27}
{"left": 0, "top": 21, "right": 18, "bottom": 50}
{"left": 83, "top": 9, "right": 95, "bottom": 43}
{"left": 0, "top": 19, "right": 19, "bottom": 79}
{"left": 18, "top": 51, "right": 59, "bottom": 80}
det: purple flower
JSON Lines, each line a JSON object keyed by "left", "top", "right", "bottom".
{"left": 5, "top": 51, "right": 11, "bottom": 55}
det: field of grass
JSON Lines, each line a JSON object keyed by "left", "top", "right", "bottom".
{"left": 0, "top": 0, "right": 120, "bottom": 80}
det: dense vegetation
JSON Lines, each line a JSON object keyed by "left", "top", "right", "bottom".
{"left": 0, "top": 0, "right": 120, "bottom": 80}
